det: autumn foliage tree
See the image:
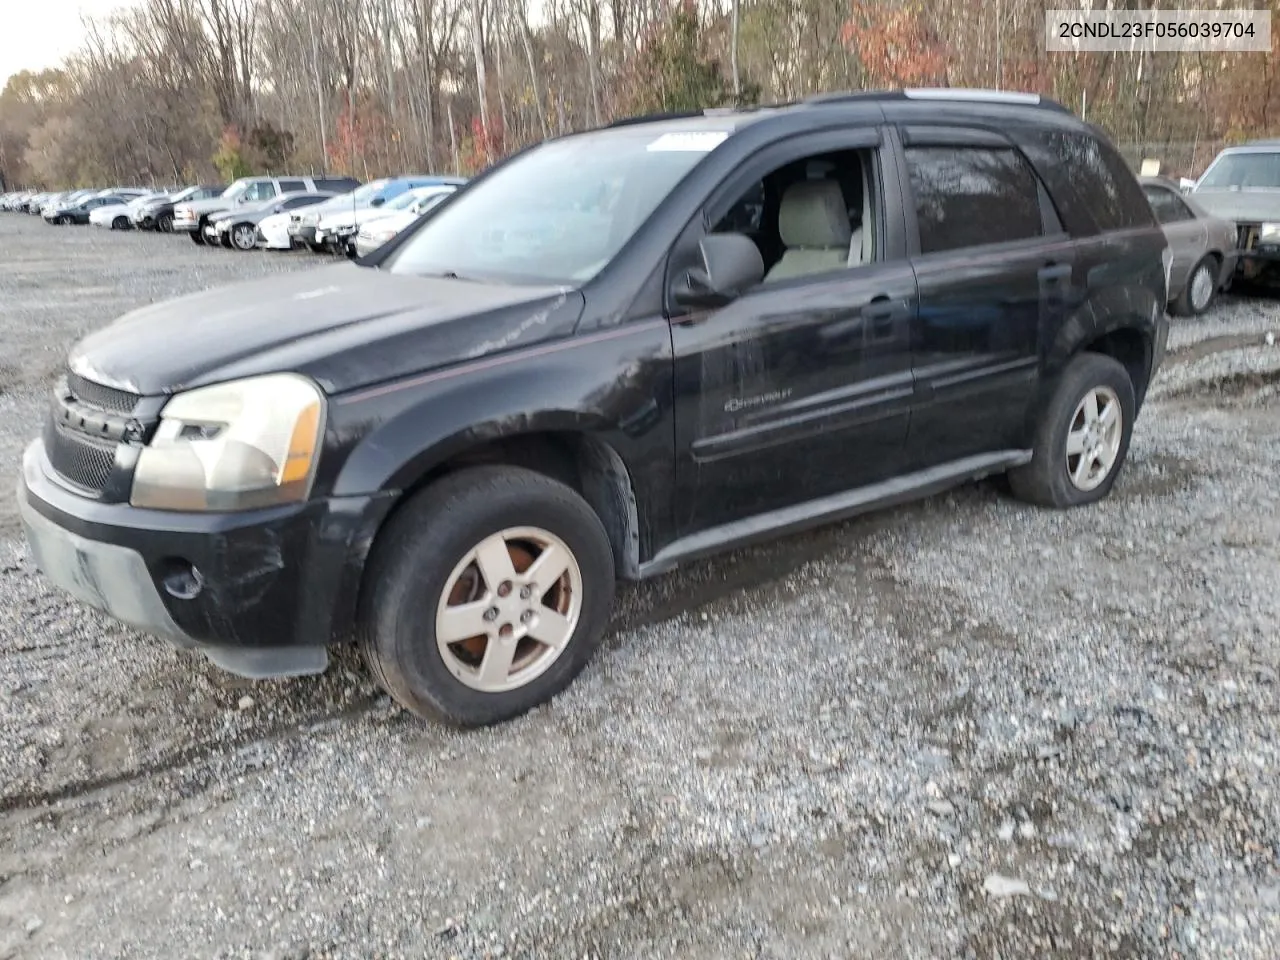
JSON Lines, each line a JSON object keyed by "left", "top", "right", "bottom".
{"left": 842, "top": 0, "right": 946, "bottom": 87}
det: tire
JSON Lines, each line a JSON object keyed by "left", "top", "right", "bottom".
{"left": 1173, "top": 254, "right": 1219, "bottom": 317}
{"left": 157, "top": 213, "right": 173, "bottom": 233}
{"left": 231, "top": 223, "right": 256, "bottom": 251}
{"left": 219, "top": 230, "right": 233, "bottom": 248}
{"left": 111, "top": 215, "right": 128, "bottom": 230}
{"left": 190, "top": 225, "right": 206, "bottom": 245}
{"left": 358, "top": 465, "right": 616, "bottom": 727}
{"left": 1007, "top": 352, "right": 1136, "bottom": 509}
{"left": 306, "top": 241, "right": 326, "bottom": 254}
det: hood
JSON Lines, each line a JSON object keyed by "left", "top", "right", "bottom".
{"left": 68, "top": 261, "right": 586, "bottom": 396}
{"left": 1190, "top": 189, "right": 1280, "bottom": 223}
{"left": 299, "top": 195, "right": 368, "bottom": 220}
{"left": 176, "top": 196, "right": 240, "bottom": 216}
{"left": 318, "top": 208, "right": 369, "bottom": 229}
{"left": 360, "top": 211, "right": 418, "bottom": 235}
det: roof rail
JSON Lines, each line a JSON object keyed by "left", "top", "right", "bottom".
{"left": 606, "top": 110, "right": 705, "bottom": 128}
{"left": 903, "top": 87, "right": 1074, "bottom": 113}
{"left": 801, "top": 87, "right": 1074, "bottom": 115}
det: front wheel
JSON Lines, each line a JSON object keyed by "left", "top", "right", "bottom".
{"left": 1007, "top": 352, "right": 1136, "bottom": 508}
{"left": 306, "top": 241, "right": 326, "bottom": 254}
{"left": 112, "top": 215, "right": 129, "bottom": 230}
{"left": 157, "top": 213, "right": 173, "bottom": 233}
{"left": 358, "top": 466, "right": 616, "bottom": 727}
{"left": 190, "top": 225, "right": 206, "bottom": 245}
{"left": 1174, "top": 255, "right": 1219, "bottom": 316}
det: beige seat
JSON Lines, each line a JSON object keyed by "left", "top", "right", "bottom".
{"left": 763, "top": 180, "right": 852, "bottom": 283}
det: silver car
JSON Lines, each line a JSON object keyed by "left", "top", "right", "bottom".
{"left": 1140, "top": 176, "right": 1238, "bottom": 316}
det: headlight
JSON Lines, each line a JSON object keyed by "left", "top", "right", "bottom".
{"left": 1259, "top": 223, "right": 1280, "bottom": 241}
{"left": 130, "top": 373, "right": 326, "bottom": 512}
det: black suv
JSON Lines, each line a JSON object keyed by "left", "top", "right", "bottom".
{"left": 16, "top": 88, "right": 1170, "bottom": 727}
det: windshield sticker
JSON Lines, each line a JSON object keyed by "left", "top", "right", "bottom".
{"left": 646, "top": 131, "right": 729, "bottom": 153}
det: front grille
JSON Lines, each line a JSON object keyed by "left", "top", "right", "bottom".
{"left": 66, "top": 371, "right": 139, "bottom": 414}
{"left": 44, "top": 418, "right": 117, "bottom": 493}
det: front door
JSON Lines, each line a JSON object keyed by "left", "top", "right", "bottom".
{"left": 667, "top": 130, "right": 918, "bottom": 537}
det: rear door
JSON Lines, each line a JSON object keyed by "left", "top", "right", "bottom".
{"left": 892, "top": 125, "right": 1075, "bottom": 468}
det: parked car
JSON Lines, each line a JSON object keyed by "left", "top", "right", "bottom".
{"left": 1182, "top": 140, "right": 1280, "bottom": 286}
{"left": 352, "top": 186, "right": 459, "bottom": 258}
{"left": 174, "top": 175, "right": 360, "bottom": 245}
{"left": 16, "top": 88, "right": 1169, "bottom": 728}
{"left": 208, "top": 191, "right": 339, "bottom": 250}
{"left": 89, "top": 192, "right": 168, "bottom": 230}
{"left": 131, "top": 184, "right": 226, "bottom": 232}
{"left": 46, "top": 190, "right": 147, "bottom": 225}
{"left": 1139, "top": 175, "right": 1238, "bottom": 315}
{"left": 289, "top": 176, "right": 465, "bottom": 253}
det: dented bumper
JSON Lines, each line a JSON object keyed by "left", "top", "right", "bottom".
{"left": 16, "top": 439, "right": 395, "bottom": 679}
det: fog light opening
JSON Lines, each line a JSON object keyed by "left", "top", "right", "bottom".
{"left": 160, "top": 559, "right": 204, "bottom": 600}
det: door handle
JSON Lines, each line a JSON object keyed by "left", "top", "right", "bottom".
{"left": 1038, "top": 262, "right": 1071, "bottom": 282}
{"left": 862, "top": 295, "right": 897, "bottom": 340}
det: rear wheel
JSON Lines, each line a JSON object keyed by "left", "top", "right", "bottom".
{"left": 358, "top": 466, "right": 616, "bottom": 727}
{"left": 306, "top": 241, "right": 326, "bottom": 254}
{"left": 1008, "top": 352, "right": 1135, "bottom": 508}
{"left": 1174, "top": 254, "right": 1219, "bottom": 316}
{"left": 190, "top": 225, "right": 206, "bottom": 245}
{"left": 231, "top": 223, "right": 257, "bottom": 251}
{"left": 157, "top": 213, "right": 173, "bottom": 233}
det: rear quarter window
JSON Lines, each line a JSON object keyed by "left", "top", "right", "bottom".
{"left": 1019, "top": 129, "right": 1156, "bottom": 236}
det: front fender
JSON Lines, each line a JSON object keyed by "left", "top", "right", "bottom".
{"left": 319, "top": 319, "right": 675, "bottom": 505}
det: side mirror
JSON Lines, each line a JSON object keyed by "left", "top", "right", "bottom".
{"left": 672, "top": 232, "right": 764, "bottom": 309}
{"left": 1179, "top": 177, "right": 1196, "bottom": 193}
{"left": 371, "top": 196, "right": 385, "bottom": 207}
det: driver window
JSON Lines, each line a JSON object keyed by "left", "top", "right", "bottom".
{"left": 710, "top": 149, "right": 877, "bottom": 286}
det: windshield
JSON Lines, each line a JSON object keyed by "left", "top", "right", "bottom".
{"left": 222, "top": 180, "right": 249, "bottom": 201}
{"left": 411, "top": 192, "right": 451, "bottom": 214}
{"left": 1198, "top": 151, "right": 1280, "bottom": 190}
{"left": 383, "top": 127, "right": 724, "bottom": 285}
{"left": 384, "top": 188, "right": 435, "bottom": 211}
{"left": 351, "top": 179, "right": 391, "bottom": 204}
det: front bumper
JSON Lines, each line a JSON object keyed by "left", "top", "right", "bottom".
{"left": 290, "top": 223, "right": 320, "bottom": 245}
{"left": 172, "top": 213, "right": 199, "bottom": 233}
{"left": 257, "top": 222, "right": 293, "bottom": 249}
{"left": 17, "top": 438, "right": 396, "bottom": 679}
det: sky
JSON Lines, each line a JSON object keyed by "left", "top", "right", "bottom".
{"left": 0, "top": 0, "right": 137, "bottom": 88}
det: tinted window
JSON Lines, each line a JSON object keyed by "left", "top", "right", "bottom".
{"left": 1144, "top": 186, "right": 1194, "bottom": 224}
{"left": 317, "top": 177, "right": 359, "bottom": 192}
{"left": 905, "top": 147, "right": 1043, "bottom": 254}
{"left": 284, "top": 195, "right": 325, "bottom": 209}
{"left": 1025, "top": 130, "right": 1155, "bottom": 234}
{"left": 279, "top": 179, "right": 308, "bottom": 193}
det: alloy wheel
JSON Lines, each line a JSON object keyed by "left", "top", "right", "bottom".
{"left": 434, "top": 526, "right": 583, "bottom": 694}
{"left": 1065, "top": 386, "right": 1123, "bottom": 492}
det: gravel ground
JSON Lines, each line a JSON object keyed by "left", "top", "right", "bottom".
{"left": 1, "top": 213, "right": 1279, "bottom": 960}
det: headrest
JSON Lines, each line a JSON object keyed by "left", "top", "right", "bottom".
{"left": 778, "top": 179, "right": 852, "bottom": 249}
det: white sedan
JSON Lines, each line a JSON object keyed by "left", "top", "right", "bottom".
{"left": 88, "top": 196, "right": 151, "bottom": 230}
{"left": 353, "top": 187, "right": 457, "bottom": 257}
{"left": 256, "top": 210, "right": 295, "bottom": 250}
